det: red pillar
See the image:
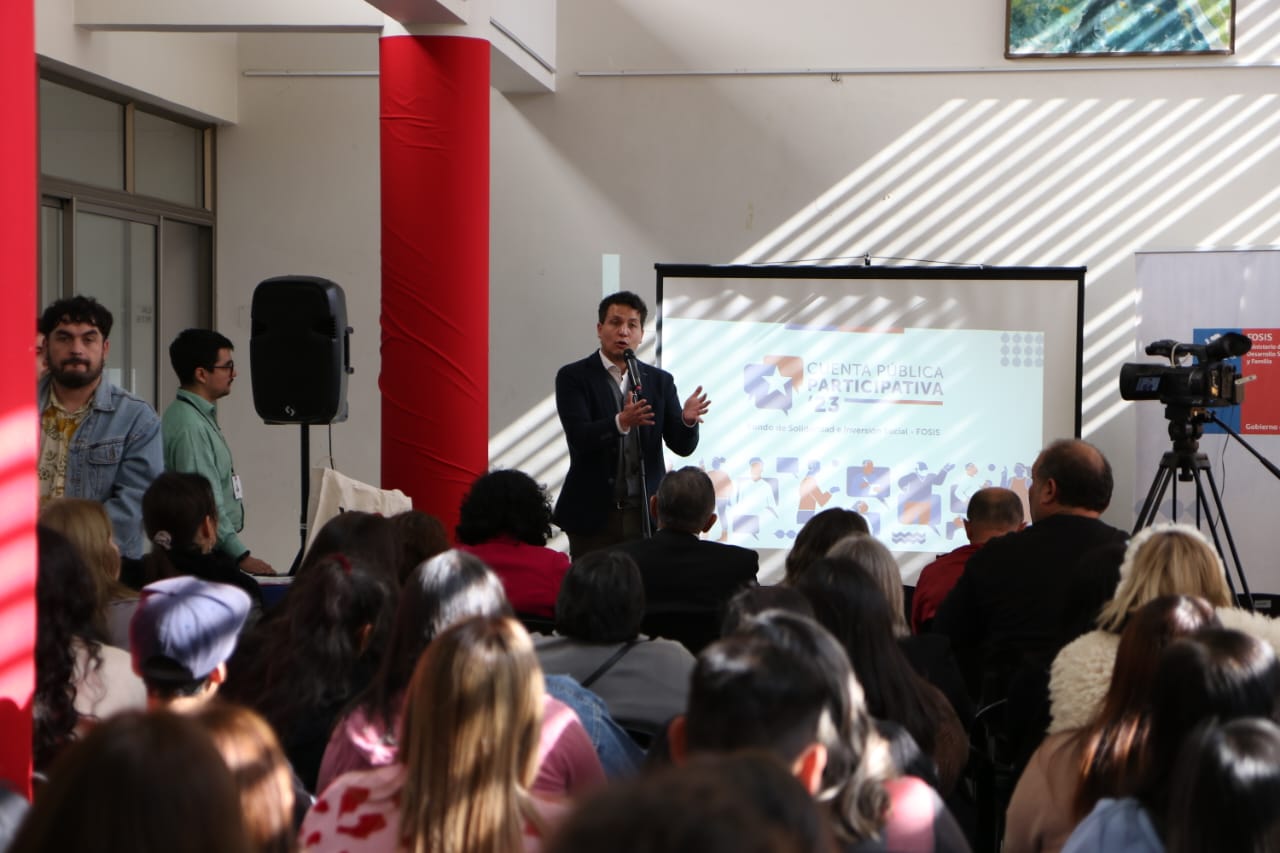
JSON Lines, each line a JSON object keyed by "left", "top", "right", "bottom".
{"left": 379, "top": 35, "right": 490, "bottom": 541}
{"left": 0, "top": 0, "right": 39, "bottom": 799}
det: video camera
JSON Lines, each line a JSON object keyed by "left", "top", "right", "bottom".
{"left": 1118, "top": 332, "right": 1251, "bottom": 408}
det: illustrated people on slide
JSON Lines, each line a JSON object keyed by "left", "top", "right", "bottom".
{"left": 850, "top": 459, "right": 891, "bottom": 505}
{"left": 552, "top": 290, "right": 710, "bottom": 559}
{"left": 734, "top": 457, "right": 779, "bottom": 535}
{"left": 1002, "top": 462, "right": 1033, "bottom": 523}
{"left": 796, "top": 460, "right": 840, "bottom": 524}
{"left": 947, "top": 461, "right": 986, "bottom": 540}
{"left": 854, "top": 500, "right": 881, "bottom": 535}
{"left": 706, "top": 456, "right": 735, "bottom": 542}
{"left": 897, "top": 461, "right": 953, "bottom": 528}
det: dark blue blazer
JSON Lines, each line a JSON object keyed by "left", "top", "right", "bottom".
{"left": 553, "top": 352, "right": 698, "bottom": 536}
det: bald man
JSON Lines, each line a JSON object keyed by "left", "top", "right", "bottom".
{"left": 912, "top": 486, "right": 1025, "bottom": 634}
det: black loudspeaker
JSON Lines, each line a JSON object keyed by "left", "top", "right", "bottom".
{"left": 250, "top": 276, "right": 353, "bottom": 424}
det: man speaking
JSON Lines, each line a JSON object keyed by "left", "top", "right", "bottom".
{"left": 554, "top": 291, "right": 710, "bottom": 559}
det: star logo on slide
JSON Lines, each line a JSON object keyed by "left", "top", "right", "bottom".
{"left": 744, "top": 356, "right": 804, "bottom": 413}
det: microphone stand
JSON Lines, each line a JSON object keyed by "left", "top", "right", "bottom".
{"left": 623, "top": 349, "right": 653, "bottom": 539}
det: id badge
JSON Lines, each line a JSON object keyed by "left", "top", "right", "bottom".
{"left": 232, "top": 473, "right": 244, "bottom": 501}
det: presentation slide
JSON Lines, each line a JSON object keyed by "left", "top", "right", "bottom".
{"left": 657, "top": 267, "right": 1083, "bottom": 581}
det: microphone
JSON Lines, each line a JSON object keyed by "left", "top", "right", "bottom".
{"left": 622, "top": 348, "right": 644, "bottom": 398}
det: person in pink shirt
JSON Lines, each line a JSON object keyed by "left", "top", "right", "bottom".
{"left": 317, "top": 550, "right": 602, "bottom": 797}
{"left": 302, "top": 616, "right": 573, "bottom": 853}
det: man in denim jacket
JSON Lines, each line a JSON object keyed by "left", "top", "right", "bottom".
{"left": 37, "top": 296, "right": 163, "bottom": 559}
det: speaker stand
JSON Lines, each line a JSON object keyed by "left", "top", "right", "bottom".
{"left": 288, "top": 425, "right": 310, "bottom": 575}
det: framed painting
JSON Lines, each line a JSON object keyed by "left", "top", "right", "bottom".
{"left": 1006, "top": 0, "right": 1235, "bottom": 57}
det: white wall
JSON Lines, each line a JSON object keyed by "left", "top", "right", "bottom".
{"left": 37, "top": 0, "right": 239, "bottom": 121}
{"left": 217, "top": 33, "right": 382, "bottom": 570}
{"left": 489, "top": 0, "right": 1280, "bottom": 586}
{"left": 34, "top": 0, "right": 1280, "bottom": 586}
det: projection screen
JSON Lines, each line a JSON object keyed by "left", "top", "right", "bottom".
{"left": 656, "top": 264, "right": 1085, "bottom": 583}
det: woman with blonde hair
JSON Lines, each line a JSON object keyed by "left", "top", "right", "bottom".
{"left": 1048, "top": 522, "right": 1280, "bottom": 733}
{"left": 39, "top": 497, "right": 138, "bottom": 649}
{"left": 195, "top": 702, "right": 299, "bottom": 853}
{"left": 301, "top": 616, "right": 567, "bottom": 852}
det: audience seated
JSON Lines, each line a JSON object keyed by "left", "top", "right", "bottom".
{"left": 1004, "top": 595, "right": 1219, "bottom": 853}
{"left": 911, "top": 488, "right": 1024, "bottom": 635}
{"left": 671, "top": 609, "right": 970, "bottom": 852}
{"left": 1049, "top": 523, "right": 1280, "bottom": 733}
{"left": 1165, "top": 717, "right": 1280, "bottom": 853}
{"left": 612, "top": 467, "right": 758, "bottom": 654}
{"left": 546, "top": 752, "right": 837, "bottom": 853}
{"left": 1062, "top": 628, "right": 1280, "bottom": 852}
{"left": 316, "top": 549, "right": 606, "bottom": 796}
{"left": 716, "top": 586, "right": 935, "bottom": 789}
{"left": 10, "top": 710, "right": 250, "bottom": 852}
{"left": 792, "top": 557, "right": 969, "bottom": 798}
{"left": 295, "top": 509, "right": 403, "bottom": 591}
{"left": 34, "top": 525, "right": 144, "bottom": 772}
{"left": 39, "top": 497, "right": 138, "bottom": 649}
{"left": 301, "top": 617, "right": 572, "bottom": 852}
{"left": 455, "top": 469, "right": 571, "bottom": 619}
{"left": 388, "top": 509, "right": 449, "bottom": 585}
{"left": 934, "top": 439, "right": 1128, "bottom": 705}
{"left": 138, "top": 472, "right": 263, "bottom": 607}
{"left": 783, "top": 508, "right": 869, "bottom": 584}
{"left": 828, "top": 534, "right": 973, "bottom": 728}
{"left": 535, "top": 550, "right": 695, "bottom": 736}
{"left": 129, "top": 575, "right": 252, "bottom": 712}
{"left": 722, "top": 584, "right": 816, "bottom": 631}
{"left": 221, "top": 552, "right": 394, "bottom": 792}
{"left": 194, "top": 702, "right": 299, "bottom": 853}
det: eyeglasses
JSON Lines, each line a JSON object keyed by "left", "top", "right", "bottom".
{"left": 209, "top": 361, "right": 235, "bottom": 372}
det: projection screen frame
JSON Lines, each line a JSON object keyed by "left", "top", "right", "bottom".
{"left": 653, "top": 263, "right": 1087, "bottom": 582}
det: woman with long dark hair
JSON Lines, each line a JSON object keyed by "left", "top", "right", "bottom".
{"left": 221, "top": 551, "right": 393, "bottom": 792}
{"left": 1063, "top": 628, "right": 1280, "bottom": 852}
{"left": 1004, "top": 595, "right": 1220, "bottom": 853}
{"left": 791, "top": 557, "right": 968, "bottom": 796}
{"left": 140, "top": 471, "right": 263, "bottom": 607}
{"left": 33, "top": 525, "right": 144, "bottom": 771}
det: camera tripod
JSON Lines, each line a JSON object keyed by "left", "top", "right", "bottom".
{"left": 1134, "top": 404, "right": 1254, "bottom": 609}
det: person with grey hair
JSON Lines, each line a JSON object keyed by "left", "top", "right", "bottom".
{"left": 613, "top": 466, "right": 758, "bottom": 653}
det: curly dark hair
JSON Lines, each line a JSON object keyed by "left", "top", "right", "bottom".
{"left": 39, "top": 295, "right": 113, "bottom": 339}
{"left": 455, "top": 469, "right": 553, "bottom": 547}
{"left": 34, "top": 525, "right": 102, "bottom": 770}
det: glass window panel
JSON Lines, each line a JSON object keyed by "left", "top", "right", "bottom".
{"left": 135, "top": 111, "right": 204, "bottom": 208}
{"left": 74, "top": 210, "right": 157, "bottom": 405}
{"left": 39, "top": 80, "right": 125, "bottom": 189}
{"left": 40, "top": 203, "right": 64, "bottom": 309}
{"left": 157, "top": 219, "right": 213, "bottom": 405}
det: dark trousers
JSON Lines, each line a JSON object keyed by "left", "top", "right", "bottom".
{"left": 567, "top": 506, "right": 645, "bottom": 561}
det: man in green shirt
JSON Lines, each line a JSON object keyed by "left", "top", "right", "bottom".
{"left": 161, "top": 329, "right": 274, "bottom": 575}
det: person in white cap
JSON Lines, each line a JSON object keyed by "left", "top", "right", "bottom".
{"left": 129, "top": 575, "right": 252, "bottom": 712}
